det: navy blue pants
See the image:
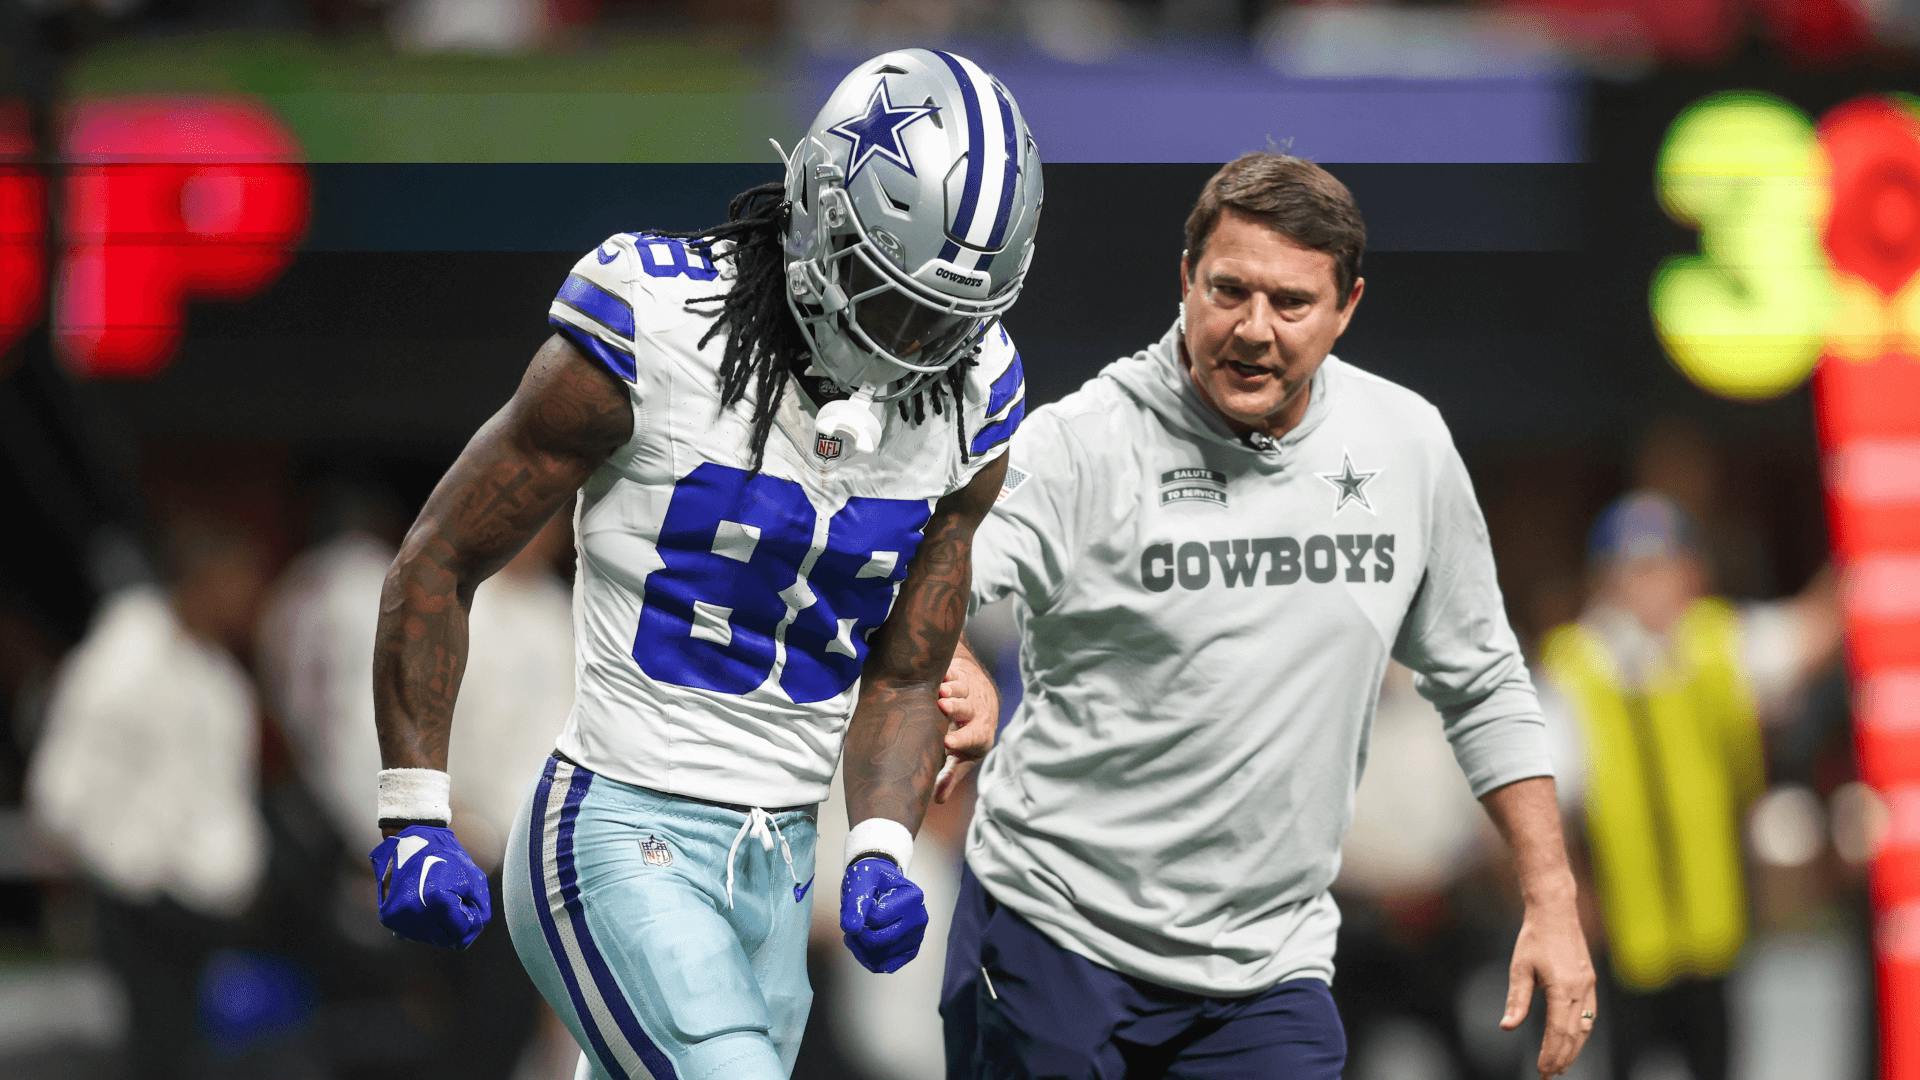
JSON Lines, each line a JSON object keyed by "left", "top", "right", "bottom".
{"left": 941, "top": 866, "right": 1347, "bottom": 1079}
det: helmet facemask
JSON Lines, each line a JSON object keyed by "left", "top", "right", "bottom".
{"left": 784, "top": 156, "right": 1015, "bottom": 403}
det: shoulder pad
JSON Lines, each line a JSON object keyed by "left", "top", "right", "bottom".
{"left": 547, "top": 233, "right": 726, "bottom": 383}
{"left": 549, "top": 234, "right": 643, "bottom": 382}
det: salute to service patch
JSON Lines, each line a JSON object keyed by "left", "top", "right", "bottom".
{"left": 1160, "top": 467, "right": 1228, "bottom": 507}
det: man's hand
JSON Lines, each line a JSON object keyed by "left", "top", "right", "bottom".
{"left": 839, "top": 856, "right": 929, "bottom": 973}
{"left": 369, "top": 825, "right": 492, "bottom": 950}
{"left": 933, "top": 644, "right": 1001, "bottom": 803}
{"left": 1478, "top": 775, "right": 1596, "bottom": 1078}
{"left": 1500, "top": 895, "right": 1597, "bottom": 1078}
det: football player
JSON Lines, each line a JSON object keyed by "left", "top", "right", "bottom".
{"left": 367, "top": 49, "right": 1040, "bottom": 1080}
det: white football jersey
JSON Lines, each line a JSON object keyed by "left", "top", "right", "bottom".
{"left": 543, "top": 232, "right": 1023, "bottom": 807}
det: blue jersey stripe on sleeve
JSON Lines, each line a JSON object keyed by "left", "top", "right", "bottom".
{"left": 985, "top": 352, "right": 1024, "bottom": 418}
{"left": 969, "top": 396, "right": 1025, "bottom": 456}
{"left": 556, "top": 273, "right": 636, "bottom": 340}
{"left": 549, "top": 315, "right": 638, "bottom": 383}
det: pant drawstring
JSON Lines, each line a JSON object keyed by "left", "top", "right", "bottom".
{"left": 723, "top": 807, "right": 800, "bottom": 909}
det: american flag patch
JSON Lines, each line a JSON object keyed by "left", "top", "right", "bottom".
{"left": 996, "top": 466, "right": 1030, "bottom": 505}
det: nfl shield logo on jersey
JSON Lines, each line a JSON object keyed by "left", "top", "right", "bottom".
{"left": 641, "top": 835, "right": 673, "bottom": 867}
{"left": 814, "top": 434, "right": 844, "bottom": 462}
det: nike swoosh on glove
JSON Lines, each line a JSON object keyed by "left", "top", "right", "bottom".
{"left": 369, "top": 825, "right": 491, "bottom": 949}
{"left": 839, "top": 856, "right": 929, "bottom": 974}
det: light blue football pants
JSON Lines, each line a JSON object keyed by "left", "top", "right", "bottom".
{"left": 504, "top": 753, "right": 818, "bottom": 1080}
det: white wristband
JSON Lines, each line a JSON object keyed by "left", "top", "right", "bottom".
{"left": 378, "top": 768, "right": 452, "bottom": 824}
{"left": 844, "top": 818, "right": 914, "bottom": 873}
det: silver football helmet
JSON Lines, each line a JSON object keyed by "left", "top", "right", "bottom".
{"left": 782, "top": 49, "right": 1043, "bottom": 450}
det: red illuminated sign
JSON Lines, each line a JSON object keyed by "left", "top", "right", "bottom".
{"left": 0, "top": 97, "right": 309, "bottom": 378}
{"left": 0, "top": 103, "right": 42, "bottom": 364}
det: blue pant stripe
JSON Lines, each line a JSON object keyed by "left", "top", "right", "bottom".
{"left": 556, "top": 770, "right": 680, "bottom": 1080}
{"left": 527, "top": 762, "right": 629, "bottom": 1078}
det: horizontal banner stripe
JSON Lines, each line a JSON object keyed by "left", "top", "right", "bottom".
{"left": 299, "top": 164, "right": 1582, "bottom": 252}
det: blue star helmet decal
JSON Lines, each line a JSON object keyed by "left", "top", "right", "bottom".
{"left": 825, "top": 78, "right": 940, "bottom": 184}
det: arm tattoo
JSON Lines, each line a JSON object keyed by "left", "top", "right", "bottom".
{"left": 373, "top": 336, "right": 630, "bottom": 772}
{"left": 844, "top": 455, "right": 1007, "bottom": 831}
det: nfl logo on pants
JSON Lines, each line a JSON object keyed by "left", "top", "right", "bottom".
{"left": 641, "top": 836, "right": 672, "bottom": 867}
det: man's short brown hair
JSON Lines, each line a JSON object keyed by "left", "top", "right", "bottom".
{"left": 1183, "top": 153, "right": 1366, "bottom": 305}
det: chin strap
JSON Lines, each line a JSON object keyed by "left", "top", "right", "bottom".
{"left": 814, "top": 386, "right": 884, "bottom": 455}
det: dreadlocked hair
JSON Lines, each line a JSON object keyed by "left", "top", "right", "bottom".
{"left": 896, "top": 350, "right": 978, "bottom": 468}
{"left": 668, "top": 181, "right": 978, "bottom": 471}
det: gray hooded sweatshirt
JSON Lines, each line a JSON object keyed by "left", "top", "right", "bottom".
{"left": 966, "top": 323, "right": 1552, "bottom": 996}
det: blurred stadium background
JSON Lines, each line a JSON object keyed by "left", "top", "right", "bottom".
{"left": 2, "top": 0, "right": 1917, "bottom": 1078}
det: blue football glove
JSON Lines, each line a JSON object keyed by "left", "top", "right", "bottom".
{"left": 839, "top": 856, "right": 929, "bottom": 974}
{"left": 368, "top": 825, "right": 491, "bottom": 950}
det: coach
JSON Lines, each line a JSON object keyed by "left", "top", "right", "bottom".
{"left": 941, "top": 153, "right": 1595, "bottom": 1079}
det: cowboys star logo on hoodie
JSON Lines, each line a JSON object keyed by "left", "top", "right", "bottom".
{"left": 1317, "top": 451, "right": 1380, "bottom": 515}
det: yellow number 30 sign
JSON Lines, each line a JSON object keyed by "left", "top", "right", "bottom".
{"left": 1652, "top": 91, "right": 1920, "bottom": 399}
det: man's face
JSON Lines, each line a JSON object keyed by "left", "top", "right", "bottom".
{"left": 1605, "top": 554, "right": 1706, "bottom": 637}
{"left": 1179, "top": 208, "right": 1362, "bottom": 434}
{"left": 182, "top": 544, "right": 269, "bottom": 649}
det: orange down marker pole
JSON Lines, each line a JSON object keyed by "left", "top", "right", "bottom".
{"left": 1815, "top": 96, "right": 1920, "bottom": 1080}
